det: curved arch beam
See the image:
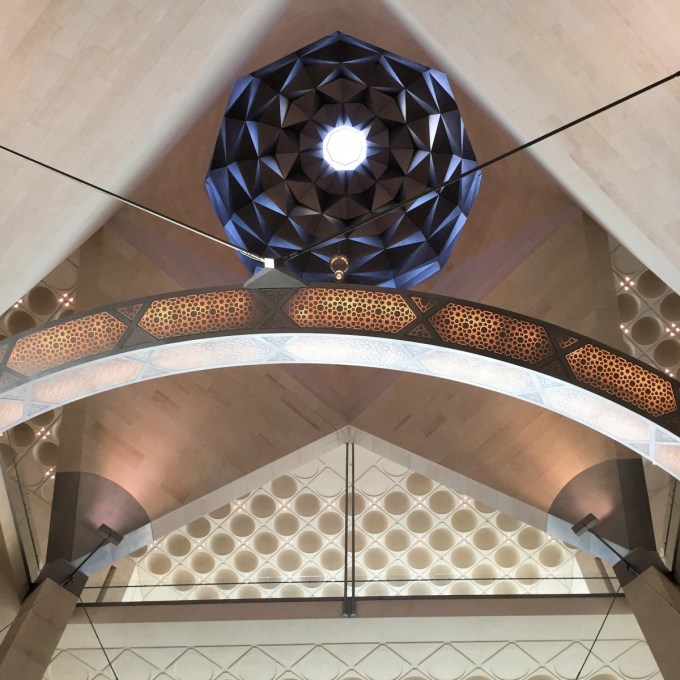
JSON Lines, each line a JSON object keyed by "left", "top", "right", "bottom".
{"left": 0, "top": 285, "right": 679, "bottom": 478}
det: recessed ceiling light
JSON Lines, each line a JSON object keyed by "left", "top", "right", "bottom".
{"left": 322, "top": 126, "right": 366, "bottom": 171}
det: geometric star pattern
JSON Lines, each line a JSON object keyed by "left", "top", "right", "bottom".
{"left": 205, "top": 32, "right": 482, "bottom": 287}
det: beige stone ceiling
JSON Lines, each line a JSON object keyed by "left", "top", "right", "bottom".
{"left": 1, "top": 0, "right": 679, "bottom": 317}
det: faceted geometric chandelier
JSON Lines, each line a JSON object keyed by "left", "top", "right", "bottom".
{"left": 206, "top": 32, "right": 482, "bottom": 287}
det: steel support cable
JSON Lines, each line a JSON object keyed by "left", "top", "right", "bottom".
{"left": 574, "top": 586, "right": 621, "bottom": 680}
{"left": 79, "top": 597, "right": 120, "bottom": 680}
{"left": 343, "top": 441, "right": 350, "bottom": 617}
{"left": 1, "top": 70, "right": 678, "bottom": 270}
{"left": 350, "top": 442, "right": 356, "bottom": 617}
{"left": 0, "top": 143, "right": 266, "bottom": 264}
{"left": 0, "top": 532, "right": 114, "bottom": 637}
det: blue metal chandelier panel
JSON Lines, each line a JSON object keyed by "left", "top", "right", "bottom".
{"left": 206, "top": 32, "right": 482, "bottom": 287}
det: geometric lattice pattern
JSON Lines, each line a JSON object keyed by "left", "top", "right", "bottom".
{"left": 7, "top": 312, "right": 125, "bottom": 375}
{"left": 566, "top": 344, "right": 677, "bottom": 417}
{"left": 411, "top": 295, "right": 437, "bottom": 313}
{"left": 611, "top": 238, "right": 680, "bottom": 382}
{"left": 205, "top": 33, "right": 482, "bottom": 287}
{"left": 557, "top": 335, "right": 579, "bottom": 350}
{"left": 430, "top": 303, "right": 555, "bottom": 364}
{"left": 138, "top": 291, "right": 262, "bottom": 340}
{"left": 116, "top": 303, "right": 143, "bottom": 321}
{"left": 45, "top": 634, "right": 661, "bottom": 680}
{"left": 285, "top": 288, "right": 416, "bottom": 333}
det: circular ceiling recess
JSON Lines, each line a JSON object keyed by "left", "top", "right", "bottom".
{"left": 206, "top": 32, "right": 482, "bottom": 287}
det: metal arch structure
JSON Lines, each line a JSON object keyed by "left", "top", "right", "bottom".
{"left": 0, "top": 284, "right": 679, "bottom": 479}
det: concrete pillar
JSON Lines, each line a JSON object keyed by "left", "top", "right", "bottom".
{"left": 622, "top": 566, "right": 680, "bottom": 680}
{"left": 0, "top": 578, "right": 77, "bottom": 680}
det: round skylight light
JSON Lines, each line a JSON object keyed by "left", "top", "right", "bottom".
{"left": 322, "top": 126, "right": 366, "bottom": 171}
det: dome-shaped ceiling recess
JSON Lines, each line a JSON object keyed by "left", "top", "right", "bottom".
{"left": 206, "top": 32, "right": 482, "bottom": 287}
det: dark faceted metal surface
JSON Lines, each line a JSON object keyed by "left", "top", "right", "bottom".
{"left": 206, "top": 32, "right": 481, "bottom": 287}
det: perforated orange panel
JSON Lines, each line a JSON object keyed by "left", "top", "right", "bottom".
{"left": 285, "top": 288, "right": 416, "bottom": 334}
{"left": 566, "top": 344, "right": 677, "bottom": 417}
{"left": 139, "top": 291, "right": 260, "bottom": 340}
{"left": 429, "top": 304, "right": 554, "bottom": 364}
{"left": 7, "top": 312, "right": 126, "bottom": 376}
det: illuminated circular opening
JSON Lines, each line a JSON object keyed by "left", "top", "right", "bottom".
{"left": 322, "top": 126, "right": 366, "bottom": 171}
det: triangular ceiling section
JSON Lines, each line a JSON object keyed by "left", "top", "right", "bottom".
{"left": 107, "top": 438, "right": 602, "bottom": 603}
